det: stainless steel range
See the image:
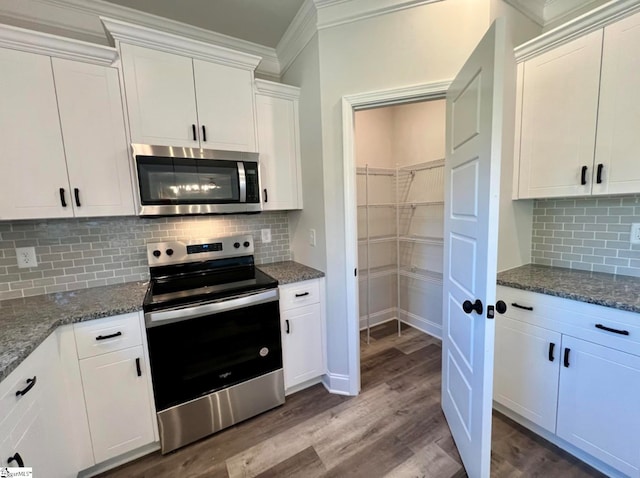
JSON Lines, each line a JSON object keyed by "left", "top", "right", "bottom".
{"left": 143, "top": 234, "right": 284, "bottom": 454}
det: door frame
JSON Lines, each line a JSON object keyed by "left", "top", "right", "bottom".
{"left": 341, "top": 80, "right": 452, "bottom": 395}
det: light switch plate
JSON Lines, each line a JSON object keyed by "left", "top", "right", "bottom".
{"left": 309, "top": 229, "right": 316, "bottom": 247}
{"left": 16, "top": 246, "right": 38, "bottom": 268}
{"left": 631, "top": 223, "right": 640, "bottom": 245}
{"left": 261, "top": 228, "right": 271, "bottom": 244}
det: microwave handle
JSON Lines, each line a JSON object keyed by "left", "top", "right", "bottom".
{"left": 238, "top": 162, "right": 247, "bottom": 203}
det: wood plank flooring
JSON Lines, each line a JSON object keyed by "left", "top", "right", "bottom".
{"left": 98, "top": 321, "right": 605, "bottom": 478}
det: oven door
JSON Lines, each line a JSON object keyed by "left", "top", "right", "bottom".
{"left": 132, "top": 144, "right": 261, "bottom": 215}
{"left": 145, "top": 289, "right": 281, "bottom": 412}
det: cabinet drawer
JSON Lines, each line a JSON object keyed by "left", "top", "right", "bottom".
{"left": 74, "top": 312, "right": 142, "bottom": 359}
{"left": 280, "top": 280, "right": 320, "bottom": 311}
{"left": 0, "top": 334, "right": 54, "bottom": 433}
{"left": 498, "top": 285, "right": 640, "bottom": 356}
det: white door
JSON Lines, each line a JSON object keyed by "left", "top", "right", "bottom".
{"left": 52, "top": 58, "right": 135, "bottom": 217}
{"left": 0, "top": 49, "right": 72, "bottom": 220}
{"left": 282, "top": 303, "right": 324, "bottom": 389}
{"left": 193, "top": 59, "right": 257, "bottom": 152}
{"left": 256, "top": 93, "right": 301, "bottom": 210}
{"left": 442, "top": 19, "right": 506, "bottom": 478}
{"left": 120, "top": 43, "right": 199, "bottom": 148}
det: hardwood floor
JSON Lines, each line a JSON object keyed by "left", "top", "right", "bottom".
{"left": 98, "top": 321, "right": 605, "bottom": 478}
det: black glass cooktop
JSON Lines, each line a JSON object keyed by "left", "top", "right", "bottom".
{"left": 144, "top": 256, "right": 278, "bottom": 312}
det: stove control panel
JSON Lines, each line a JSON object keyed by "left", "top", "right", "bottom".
{"left": 147, "top": 234, "right": 254, "bottom": 266}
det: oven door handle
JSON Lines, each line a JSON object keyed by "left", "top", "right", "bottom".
{"left": 145, "top": 289, "right": 278, "bottom": 327}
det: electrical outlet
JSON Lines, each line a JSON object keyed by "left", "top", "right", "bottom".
{"left": 261, "top": 228, "right": 271, "bottom": 244}
{"left": 309, "top": 228, "right": 316, "bottom": 247}
{"left": 16, "top": 247, "right": 38, "bottom": 269}
{"left": 631, "top": 223, "right": 640, "bottom": 245}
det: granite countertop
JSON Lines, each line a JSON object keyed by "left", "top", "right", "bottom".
{"left": 497, "top": 264, "right": 640, "bottom": 313}
{"left": 258, "top": 261, "right": 325, "bottom": 285}
{"left": 0, "top": 281, "right": 148, "bottom": 383}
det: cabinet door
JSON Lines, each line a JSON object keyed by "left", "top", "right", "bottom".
{"left": 193, "top": 59, "right": 257, "bottom": 152}
{"left": 52, "top": 58, "right": 134, "bottom": 217}
{"left": 256, "top": 93, "right": 301, "bottom": 210}
{"left": 10, "top": 401, "right": 50, "bottom": 473}
{"left": 594, "top": 11, "right": 640, "bottom": 195}
{"left": 557, "top": 336, "right": 640, "bottom": 477}
{"left": 80, "top": 346, "right": 155, "bottom": 464}
{"left": 0, "top": 49, "right": 72, "bottom": 219}
{"left": 494, "top": 316, "right": 560, "bottom": 433}
{"left": 281, "top": 303, "right": 324, "bottom": 390}
{"left": 517, "top": 30, "right": 602, "bottom": 198}
{"left": 120, "top": 43, "right": 199, "bottom": 147}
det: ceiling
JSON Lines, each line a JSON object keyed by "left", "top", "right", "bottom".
{"left": 102, "top": 0, "right": 306, "bottom": 48}
{"left": 504, "top": 0, "right": 606, "bottom": 27}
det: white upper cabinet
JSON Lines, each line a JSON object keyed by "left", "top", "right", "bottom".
{"left": 515, "top": 10, "right": 640, "bottom": 199}
{"left": 108, "top": 18, "right": 261, "bottom": 153}
{"left": 120, "top": 44, "right": 199, "bottom": 148}
{"left": 0, "top": 25, "right": 134, "bottom": 220}
{"left": 194, "top": 59, "right": 257, "bottom": 152}
{"left": 516, "top": 30, "right": 602, "bottom": 199}
{"left": 52, "top": 58, "right": 134, "bottom": 217}
{"left": 0, "top": 48, "right": 72, "bottom": 220}
{"left": 593, "top": 11, "right": 640, "bottom": 195}
{"left": 255, "top": 80, "right": 302, "bottom": 210}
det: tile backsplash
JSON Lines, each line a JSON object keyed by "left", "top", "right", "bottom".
{"left": 0, "top": 213, "right": 290, "bottom": 301}
{"left": 532, "top": 195, "right": 640, "bottom": 277}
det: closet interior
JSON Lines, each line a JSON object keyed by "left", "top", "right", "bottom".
{"left": 355, "top": 99, "right": 445, "bottom": 343}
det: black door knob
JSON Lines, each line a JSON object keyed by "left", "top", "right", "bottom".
{"left": 496, "top": 300, "right": 507, "bottom": 314}
{"left": 462, "top": 299, "right": 483, "bottom": 315}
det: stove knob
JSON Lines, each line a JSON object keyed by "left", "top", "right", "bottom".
{"left": 234, "top": 242, "right": 241, "bottom": 249}
{"left": 166, "top": 248, "right": 174, "bottom": 256}
{"left": 244, "top": 241, "right": 250, "bottom": 248}
{"left": 152, "top": 250, "right": 161, "bottom": 258}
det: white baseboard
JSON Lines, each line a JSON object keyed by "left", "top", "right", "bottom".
{"left": 399, "top": 309, "right": 442, "bottom": 339}
{"left": 359, "top": 308, "right": 397, "bottom": 330}
{"left": 79, "top": 441, "right": 160, "bottom": 477}
{"left": 285, "top": 376, "right": 323, "bottom": 396}
{"left": 322, "top": 372, "right": 355, "bottom": 396}
{"left": 493, "top": 402, "right": 625, "bottom": 478}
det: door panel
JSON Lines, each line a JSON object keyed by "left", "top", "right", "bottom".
{"left": 442, "top": 18, "right": 507, "bottom": 478}
{"left": 0, "top": 49, "right": 71, "bottom": 219}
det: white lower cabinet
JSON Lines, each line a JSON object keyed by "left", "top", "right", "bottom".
{"left": 74, "top": 312, "right": 156, "bottom": 465}
{"left": 279, "top": 279, "right": 326, "bottom": 392}
{"left": 494, "top": 316, "right": 560, "bottom": 433}
{"left": 495, "top": 286, "right": 640, "bottom": 477}
{"left": 79, "top": 345, "right": 155, "bottom": 463}
{"left": 557, "top": 336, "right": 640, "bottom": 477}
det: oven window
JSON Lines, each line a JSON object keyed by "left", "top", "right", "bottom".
{"left": 137, "top": 156, "right": 240, "bottom": 205}
{"left": 146, "top": 300, "right": 282, "bottom": 411}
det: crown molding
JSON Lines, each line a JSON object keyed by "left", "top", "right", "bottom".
{"left": 314, "top": 0, "right": 444, "bottom": 30}
{"left": 344, "top": 80, "right": 451, "bottom": 109}
{"left": 255, "top": 79, "right": 300, "bottom": 100}
{"left": 515, "top": 0, "right": 640, "bottom": 62}
{"left": 276, "top": 0, "right": 318, "bottom": 76}
{"left": 0, "top": 0, "right": 280, "bottom": 76}
{"left": 0, "top": 21, "right": 117, "bottom": 65}
{"left": 101, "top": 16, "right": 262, "bottom": 70}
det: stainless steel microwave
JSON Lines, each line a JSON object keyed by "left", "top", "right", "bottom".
{"left": 131, "top": 144, "right": 261, "bottom": 216}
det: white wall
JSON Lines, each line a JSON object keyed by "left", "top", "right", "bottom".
{"left": 490, "top": 0, "right": 542, "bottom": 271}
{"left": 282, "top": 34, "right": 327, "bottom": 272}
{"left": 317, "top": 0, "right": 492, "bottom": 378}
{"left": 354, "top": 107, "right": 393, "bottom": 168}
{"left": 392, "top": 100, "right": 446, "bottom": 167}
